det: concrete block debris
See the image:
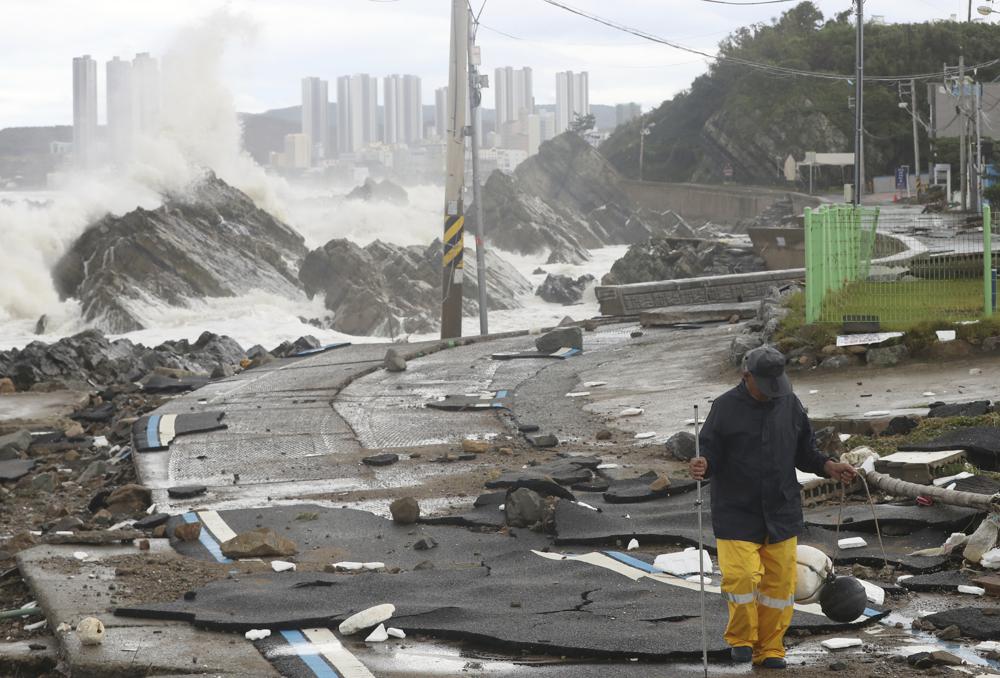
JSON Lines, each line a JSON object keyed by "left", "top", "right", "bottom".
{"left": 271, "top": 560, "right": 296, "bottom": 573}
{"left": 365, "top": 623, "right": 389, "bottom": 642}
{"left": 838, "top": 537, "right": 868, "bottom": 550}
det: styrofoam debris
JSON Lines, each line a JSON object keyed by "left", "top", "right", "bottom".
{"left": 619, "top": 407, "right": 644, "bottom": 417}
{"left": 922, "top": 392, "right": 936, "bottom": 397}
{"left": 565, "top": 392, "right": 591, "bottom": 398}
{"left": 56, "top": 622, "right": 71, "bottom": 633}
{"left": 339, "top": 604, "right": 395, "bottom": 636}
{"left": 245, "top": 629, "right": 271, "bottom": 640}
{"left": 387, "top": 627, "right": 406, "bottom": 639}
{"left": 862, "top": 410, "right": 891, "bottom": 418}
{"left": 146, "top": 503, "right": 157, "bottom": 515}
{"left": 596, "top": 463, "right": 619, "bottom": 469}
{"left": 981, "top": 547, "right": 1000, "bottom": 569}
{"left": 634, "top": 432, "right": 656, "bottom": 440}
{"left": 976, "top": 641, "right": 1000, "bottom": 653}
{"left": 498, "top": 504, "right": 505, "bottom": 511}
{"left": 271, "top": 560, "right": 296, "bottom": 573}
{"left": 959, "top": 585, "right": 986, "bottom": 595}
{"left": 936, "top": 330, "right": 956, "bottom": 342}
{"left": 576, "top": 501, "right": 599, "bottom": 512}
{"left": 838, "top": 537, "right": 868, "bottom": 549}
{"left": 627, "top": 539, "right": 639, "bottom": 551}
{"left": 365, "top": 623, "right": 389, "bottom": 643}
{"left": 73, "top": 551, "right": 89, "bottom": 560}
{"left": 896, "top": 575, "right": 914, "bottom": 583}
{"left": 839, "top": 433, "right": 853, "bottom": 442}
{"left": 24, "top": 619, "right": 47, "bottom": 631}
{"left": 934, "top": 471, "right": 974, "bottom": 487}
{"left": 363, "top": 562, "right": 385, "bottom": 571}
{"left": 653, "top": 548, "right": 713, "bottom": 576}
{"left": 857, "top": 579, "right": 885, "bottom": 605}
{"left": 92, "top": 435, "right": 109, "bottom": 448}
{"left": 584, "top": 381, "right": 607, "bottom": 388}
{"left": 332, "top": 561, "right": 364, "bottom": 571}
{"left": 808, "top": 389, "right": 819, "bottom": 395}
{"left": 821, "top": 637, "right": 863, "bottom": 650}
{"left": 21, "top": 601, "right": 36, "bottom": 609}
{"left": 894, "top": 644, "right": 940, "bottom": 657}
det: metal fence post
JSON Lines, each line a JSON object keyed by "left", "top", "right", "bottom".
{"left": 986, "top": 204, "right": 994, "bottom": 318}
{"left": 805, "top": 207, "right": 816, "bottom": 323}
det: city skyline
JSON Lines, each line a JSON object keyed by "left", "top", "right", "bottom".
{"left": 2, "top": 1, "right": 968, "bottom": 128}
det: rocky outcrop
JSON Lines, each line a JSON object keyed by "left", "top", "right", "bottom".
{"left": 299, "top": 238, "right": 533, "bottom": 336}
{"left": 52, "top": 172, "right": 308, "bottom": 333}
{"left": 473, "top": 133, "right": 694, "bottom": 265}
{"left": 536, "top": 274, "right": 594, "bottom": 305}
{"left": 346, "top": 178, "right": 408, "bottom": 205}
{"left": 602, "top": 237, "right": 767, "bottom": 286}
{"left": 0, "top": 329, "right": 245, "bottom": 391}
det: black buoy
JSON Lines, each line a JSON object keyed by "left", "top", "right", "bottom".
{"left": 819, "top": 576, "right": 868, "bottom": 623}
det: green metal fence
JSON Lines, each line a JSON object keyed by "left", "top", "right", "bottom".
{"left": 804, "top": 204, "right": 994, "bottom": 327}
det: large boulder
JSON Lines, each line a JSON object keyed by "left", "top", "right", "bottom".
{"left": 866, "top": 344, "right": 909, "bottom": 368}
{"left": 299, "top": 238, "right": 533, "bottom": 337}
{"left": 52, "top": 172, "right": 308, "bottom": 333}
{"left": 535, "top": 327, "right": 583, "bottom": 354}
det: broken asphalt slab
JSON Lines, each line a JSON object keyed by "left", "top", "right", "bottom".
{"left": 133, "top": 411, "right": 227, "bottom": 453}
{"left": 924, "top": 607, "right": 1000, "bottom": 640}
{"left": 804, "top": 503, "right": 983, "bottom": 535}
{"left": 165, "top": 505, "right": 551, "bottom": 570}
{"left": 901, "top": 427, "right": 1000, "bottom": 470}
{"left": 899, "top": 570, "right": 976, "bottom": 592}
{"left": 117, "top": 548, "right": 884, "bottom": 661}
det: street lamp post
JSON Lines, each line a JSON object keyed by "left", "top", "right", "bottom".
{"left": 978, "top": 5, "right": 999, "bottom": 15}
{"left": 638, "top": 118, "right": 655, "bottom": 182}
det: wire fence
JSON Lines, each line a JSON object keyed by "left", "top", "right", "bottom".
{"left": 805, "top": 204, "right": 995, "bottom": 327}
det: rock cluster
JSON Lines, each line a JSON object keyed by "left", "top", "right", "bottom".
{"left": 300, "top": 238, "right": 533, "bottom": 336}
{"left": 602, "top": 237, "right": 767, "bottom": 286}
{"left": 52, "top": 172, "right": 308, "bottom": 334}
{"left": 345, "top": 177, "right": 408, "bottom": 205}
{"left": 473, "top": 132, "right": 711, "bottom": 265}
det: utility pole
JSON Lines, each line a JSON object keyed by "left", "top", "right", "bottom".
{"left": 639, "top": 116, "right": 645, "bottom": 182}
{"left": 441, "top": 0, "right": 469, "bottom": 339}
{"left": 910, "top": 79, "right": 921, "bottom": 195}
{"left": 853, "top": 0, "right": 864, "bottom": 206}
{"left": 959, "top": 55, "right": 967, "bottom": 211}
{"left": 468, "top": 12, "right": 489, "bottom": 335}
{"left": 975, "top": 80, "right": 983, "bottom": 213}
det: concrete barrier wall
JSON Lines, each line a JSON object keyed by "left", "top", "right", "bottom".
{"left": 621, "top": 180, "right": 824, "bottom": 223}
{"left": 596, "top": 269, "right": 805, "bottom": 316}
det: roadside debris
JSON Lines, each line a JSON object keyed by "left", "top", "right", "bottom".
{"left": 76, "top": 617, "right": 105, "bottom": 645}
{"left": 339, "top": 604, "right": 396, "bottom": 636}
{"left": 390, "top": 497, "right": 420, "bottom": 525}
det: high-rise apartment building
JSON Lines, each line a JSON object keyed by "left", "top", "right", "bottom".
{"left": 301, "top": 76, "right": 329, "bottom": 163}
{"left": 72, "top": 55, "right": 98, "bottom": 168}
{"left": 555, "top": 71, "right": 590, "bottom": 133}
{"left": 434, "top": 86, "right": 448, "bottom": 139}
{"left": 494, "top": 67, "right": 533, "bottom": 128}
{"left": 383, "top": 74, "right": 423, "bottom": 145}
{"left": 336, "top": 74, "right": 378, "bottom": 154}
{"left": 131, "top": 52, "right": 160, "bottom": 135}
{"left": 106, "top": 56, "right": 133, "bottom": 163}
{"left": 616, "top": 102, "right": 641, "bottom": 126}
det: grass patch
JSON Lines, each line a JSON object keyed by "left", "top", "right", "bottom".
{"left": 844, "top": 413, "right": 1000, "bottom": 457}
{"left": 773, "top": 289, "right": 1000, "bottom": 353}
{"left": 820, "top": 279, "right": 985, "bottom": 329}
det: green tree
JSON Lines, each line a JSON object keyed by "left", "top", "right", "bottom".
{"left": 570, "top": 113, "right": 596, "bottom": 134}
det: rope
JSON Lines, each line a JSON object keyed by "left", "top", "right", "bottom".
{"left": 833, "top": 474, "right": 889, "bottom": 570}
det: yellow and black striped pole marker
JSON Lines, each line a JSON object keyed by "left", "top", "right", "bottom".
{"left": 441, "top": 205, "right": 465, "bottom": 338}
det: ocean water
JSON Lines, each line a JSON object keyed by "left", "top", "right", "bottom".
{"left": 0, "top": 184, "right": 626, "bottom": 353}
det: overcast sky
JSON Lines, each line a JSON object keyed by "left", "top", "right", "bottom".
{"left": 0, "top": 0, "right": 977, "bottom": 127}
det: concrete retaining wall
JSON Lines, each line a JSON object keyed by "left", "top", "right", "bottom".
{"left": 621, "top": 180, "right": 824, "bottom": 223}
{"left": 596, "top": 269, "right": 804, "bottom": 316}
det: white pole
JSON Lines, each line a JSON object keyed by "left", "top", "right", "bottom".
{"left": 694, "top": 404, "right": 709, "bottom": 678}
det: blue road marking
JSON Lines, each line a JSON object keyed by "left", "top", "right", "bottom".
{"left": 145, "top": 415, "right": 161, "bottom": 448}
{"left": 182, "top": 512, "right": 231, "bottom": 563}
{"left": 279, "top": 630, "right": 341, "bottom": 678}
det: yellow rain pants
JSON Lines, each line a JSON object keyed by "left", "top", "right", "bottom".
{"left": 716, "top": 536, "right": 797, "bottom": 664}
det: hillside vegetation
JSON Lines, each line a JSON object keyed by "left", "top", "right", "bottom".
{"left": 600, "top": 3, "right": 1000, "bottom": 187}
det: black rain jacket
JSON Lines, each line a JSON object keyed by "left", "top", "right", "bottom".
{"left": 698, "top": 382, "right": 830, "bottom": 544}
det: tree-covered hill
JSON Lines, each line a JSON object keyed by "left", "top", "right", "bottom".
{"left": 600, "top": 3, "right": 1000, "bottom": 187}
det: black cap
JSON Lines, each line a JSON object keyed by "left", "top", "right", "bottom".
{"left": 743, "top": 346, "right": 792, "bottom": 398}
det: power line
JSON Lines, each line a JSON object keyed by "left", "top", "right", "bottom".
{"left": 700, "top": 0, "right": 794, "bottom": 4}
{"left": 539, "top": 0, "right": 1000, "bottom": 84}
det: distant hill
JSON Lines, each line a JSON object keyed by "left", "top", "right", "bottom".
{"left": 600, "top": 2, "right": 1000, "bottom": 186}
{"left": 0, "top": 126, "right": 71, "bottom": 186}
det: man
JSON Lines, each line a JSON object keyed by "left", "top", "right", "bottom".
{"left": 689, "top": 346, "right": 857, "bottom": 669}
